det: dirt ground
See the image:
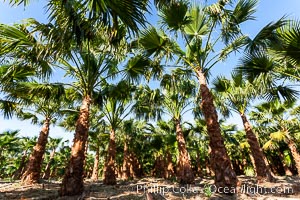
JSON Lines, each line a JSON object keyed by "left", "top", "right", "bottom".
{"left": 0, "top": 176, "right": 299, "bottom": 200}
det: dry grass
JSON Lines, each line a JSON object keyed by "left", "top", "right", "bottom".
{"left": 0, "top": 176, "right": 299, "bottom": 200}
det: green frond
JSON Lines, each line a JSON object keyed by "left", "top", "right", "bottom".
{"left": 262, "top": 85, "right": 298, "bottom": 103}
{"left": 184, "top": 4, "right": 210, "bottom": 39}
{"left": 221, "top": 0, "right": 257, "bottom": 43}
{"left": 236, "top": 52, "right": 276, "bottom": 82}
{"left": 0, "top": 99, "right": 18, "bottom": 119}
{"left": 17, "top": 111, "right": 39, "bottom": 125}
{"left": 219, "top": 35, "right": 249, "bottom": 60}
{"left": 6, "top": 0, "right": 31, "bottom": 6}
{"left": 245, "top": 17, "right": 287, "bottom": 53}
{"left": 85, "top": 0, "right": 148, "bottom": 34}
{"left": 14, "top": 82, "right": 66, "bottom": 101}
{"left": 139, "top": 27, "right": 183, "bottom": 60}
{"left": 231, "top": 0, "right": 257, "bottom": 24}
{"left": 154, "top": 0, "right": 176, "bottom": 9}
{"left": 212, "top": 76, "right": 230, "bottom": 92}
{"left": 122, "top": 55, "right": 150, "bottom": 83}
{"left": 159, "top": 0, "right": 191, "bottom": 31}
{"left": 274, "top": 19, "right": 300, "bottom": 66}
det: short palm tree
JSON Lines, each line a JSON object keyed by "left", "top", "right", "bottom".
{"left": 251, "top": 100, "right": 300, "bottom": 175}
{"left": 12, "top": 136, "right": 37, "bottom": 180}
{"left": 17, "top": 95, "right": 66, "bottom": 185}
{"left": 42, "top": 137, "right": 63, "bottom": 179}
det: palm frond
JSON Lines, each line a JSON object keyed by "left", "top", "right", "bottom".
{"left": 245, "top": 17, "right": 287, "bottom": 53}
{"left": 0, "top": 99, "right": 18, "bottom": 119}
{"left": 159, "top": 0, "right": 191, "bottom": 31}
{"left": 274, "top": 19, "right": 300, "bottom": 66}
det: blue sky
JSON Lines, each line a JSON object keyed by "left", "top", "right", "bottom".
{"left": 1, "top": 0, "right": 300, "bottom": 141}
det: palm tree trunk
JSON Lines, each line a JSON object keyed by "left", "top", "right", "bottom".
{"left": 153, "top": 155, "right": 164, "bottom": 178}
{"left": 278, "top": 151, "right": 293, "bottom": 176}
{"left": 122, "top": 141, "right": 130, "bottom": 180}
{"left": 42, "top": 149, "right": 55, "bottom": 179}
{"left": 165, "top": 149, "right": 174, "bottom": 179}
{"left": 60, "top": 96, "right": 91, "bottom": 196}
{"left": 91, "top": 147, "right": 100, "bottom": 181}
{"left": 240, "top": 114, "right": 275, "bottom": 182}
{"left": 131, "top": 152, "right": 142, "bottom": 178}
{"left": 196, "top": 150, "right": 203, "bottom": 177}
{"left": 13, "top": 150, "right": 27, "bottom": 180}
{"left": 174, "top": 118, "right": 194, "bottom": 184}
{"left": 103, "top": 129, "right": 117, "bottom": 185}
{"left": 287, "top": 140, "right": 300, "bottom": 175}
{"left": 196, "top": 70, "right": 237, "bottom": 190}
{"left": 21, "top": 117, "right": 51, "bottom": 185}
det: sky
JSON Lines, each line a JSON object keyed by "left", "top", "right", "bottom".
{"left": 1, "top": 0, "right": 300, "bottom": 141}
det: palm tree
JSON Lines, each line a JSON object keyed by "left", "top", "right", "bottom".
{"left": 251, "top": 100, "right": 300, "bottom": 175}
{"left": 0, "top": 130, "right": 20, "bottom": 177}
{"left": 143, "top": 120, "right": 176, "bottom": 179}
{"left": 88, "top": 115, "right": 109, "bottom": 181}
{"left": 134, "top": 69, "right": 196, "bottom": 183}
{"left": 59, "top": 46, "right": 121, "bottom": 194}
{"left": 1, "top": 0, "right": 148, "bottom": 192}
{"left": 101, "top": 80, "right": 135, "bottom": 185}
{"left": 0, "top": 22, "right": 52, "bottom": 120}
{"left": 236, "top": 18, "right": 300, "bottom": 83}
{"left": 136, "top": 0, "right": 258, "bottom": 189}
{"left": 268, "top": 20, "right": 300, "bottom": 80}
{"left": 42, "top": 137, "right": 63, "bottom": 179}
{"left": 120, "top": 119, "right": 146, "bottom": 180}
{"left": 18, "top": 96, "right": 66, "bottom": 185}
{"left": 212, "top": 73, "right": 275, "bottom": 182}
{"left": 12, "top": 136, "right": 37, "bottom": 180}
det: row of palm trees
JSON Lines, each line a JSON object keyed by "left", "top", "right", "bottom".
{"left": 0, "top": 106, "right": 299, "bottom": 181}
{"left": 0, "top": 0, "right": 300, "bottom": 197}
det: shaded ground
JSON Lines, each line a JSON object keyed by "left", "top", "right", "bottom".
{"left": 0, "top": 176, "right": 299, "bottom": 200}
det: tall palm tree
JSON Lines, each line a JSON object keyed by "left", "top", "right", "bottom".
{"left": 59, "top": 46, "right": 124, "bottom": 194}
{"left": 101, "top": 80, "right": 135, "bottom": 185}
{"left": 136, "top": 0, "right": 258, "bottom": 189}
{"left": 134, "top": 69, "right": 196, "bottom": 183}
{"left": 212, "top": 73, "right": 275, "bottom": 182}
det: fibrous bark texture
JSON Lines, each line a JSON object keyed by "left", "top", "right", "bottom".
{"left": 60, "top": 96, "right": 91, "bottom": 196}
{"left": 103, "top": 129, "right": 117, "bottom": 185}
{"left": 21, "top": 118, "right": 51, "bottom": 185}
{"left": 174, "top": 118, "right": 194, "bottom": 184}
{"left": 241, "top": 114, "right": 275, "bottom": 182}
{"left": 197, "top": 70, "right": 238, "bottom": 191}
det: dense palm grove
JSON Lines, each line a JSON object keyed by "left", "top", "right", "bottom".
{"left": 0, "top": 0, "right": 300, "bottom": 197}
